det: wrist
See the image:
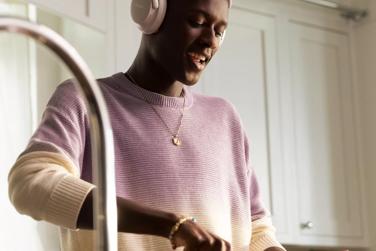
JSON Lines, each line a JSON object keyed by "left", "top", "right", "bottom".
{"left": 161, "top": 212, "right": 180, "bottom": 238}
{"left": 168, "top": 216, "right": 196, "bottom": 249}
{"left": 116, "top": 197, "right": 180, "bottom": 237}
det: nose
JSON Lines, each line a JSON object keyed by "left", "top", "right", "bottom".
{"left": 199, "top": 27, "right": 220, "bottom": 50}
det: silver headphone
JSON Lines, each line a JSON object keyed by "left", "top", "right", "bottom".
{"left": 131, "top": 0, "right": 168, "bottom": 35}
{"left": 131, "top": 0, "right": 231, "bottom": 45}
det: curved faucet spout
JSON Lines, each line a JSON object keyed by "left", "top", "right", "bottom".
{"left": 0, "top": 17, "right": 117, "bottom": 251}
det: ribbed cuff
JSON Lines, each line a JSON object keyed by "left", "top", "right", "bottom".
{"left": 250, "top": 234, "right": 286, "bottom": 251}
{"left": 44, "top": 174, "right": 95, "bottom": 229}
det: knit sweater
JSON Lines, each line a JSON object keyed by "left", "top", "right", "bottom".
{"left": 8, "top": 72, "right": 284, "bottom": 251}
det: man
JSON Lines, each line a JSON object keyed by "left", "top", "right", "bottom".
{"left": 8, "top": 0, "right": 286, "bottom": 250}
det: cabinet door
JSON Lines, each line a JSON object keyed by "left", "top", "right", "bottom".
{"left": 28, "top": 0, "right": 107, "bottom": 32}
{"left": 289, "top": 22, "right": 365, "bottom": 246}
{"left": 200, "top": 8, "right": 290, "bottom": 242}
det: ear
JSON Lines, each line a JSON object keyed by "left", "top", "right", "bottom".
{"left": 130, "top": 0, "right": 167, "bottom": 34}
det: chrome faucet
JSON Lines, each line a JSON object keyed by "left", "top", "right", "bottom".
{"left": 0, "top": 17, "right": 117, "bottom": 251}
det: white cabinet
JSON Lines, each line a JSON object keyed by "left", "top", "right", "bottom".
{"left": 200, "top": 7, "right": 291, "bottom": 242}
{"left": 28, "top": 0, "right": 107, "bottom": 32}
{"left": 199, "top": 0, "right": 368, "bottom": 248}
{"left": 288, "top": 22, "right": 366, "bottom": 247}
{"left": 0, "top": 3, "right": 61, "bottom": 250}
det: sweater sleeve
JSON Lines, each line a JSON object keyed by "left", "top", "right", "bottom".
{"left": 248, "top": 169, "right": 285, "bottom": 250}
{"left": 8, "top": 151, "right": 94, "bottom": 229}
{"left": 249, "top": 216, "right": 286, "bottom": 251}
{"left": 23, "top": 80, "right": 88, "bottom": 170}
{"left": 244, "top": 133, "right": 286, "bottom": 251}
{"left": 8, "top": 81, "right": 94, "bottom": 229}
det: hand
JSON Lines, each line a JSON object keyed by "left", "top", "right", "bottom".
{"left": 173, "top": 219, "right": 231, "bottom": 251}
{"left": 265, "top": 247, "right": 285, "bottom": 251}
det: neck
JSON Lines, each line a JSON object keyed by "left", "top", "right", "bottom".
{"left": 126, "top": 52, "right": 184, "bottom": 97}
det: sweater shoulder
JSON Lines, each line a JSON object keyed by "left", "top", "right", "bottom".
{"left": 193, "top": 91, "right": 234, "bottom": 109}
{"left": 193, "top": 91, "right": 242, "bottom": 123}
{"left": 48, "top": 79, "right": 83, "bottom": 111}
{"left": 48, "top": 74, "right": 116, "bottom": 112}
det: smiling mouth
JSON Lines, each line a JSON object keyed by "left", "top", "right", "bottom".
{"left": 187, "top": 52, "right": 209, "bottom": 71}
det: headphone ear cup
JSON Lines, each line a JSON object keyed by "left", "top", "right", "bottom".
{"left": 131, "top": 0, "right": 167, "bottom": 34}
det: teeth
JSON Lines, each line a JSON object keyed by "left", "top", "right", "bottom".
{"left": 188, "top": 52, "right": 207, "bottom": 63}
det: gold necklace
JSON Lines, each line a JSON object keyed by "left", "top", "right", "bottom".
{"left": 125, "top": 73, "right": 186, "bottom": 146}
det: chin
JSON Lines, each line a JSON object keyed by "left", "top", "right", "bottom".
{"left": 182, "top": 73, "right": 201, "bottom": 86}
{"left": 183, "top": 79, "right": 199, "bottom": 87}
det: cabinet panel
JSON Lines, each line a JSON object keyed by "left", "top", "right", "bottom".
{"left": 290, "top": 22, "right": 364, "bottom": 246}
{"left": 29, "top": 0, "right": 107, "bottom": 32}
{"left": 201, "top": 8, "right": 289, "bottom": 240}
{"left": 88, "top": 0, "right": 106, "bottom": 31}
{"left": 114, "top": 0, "right": 142, "bottom": 72}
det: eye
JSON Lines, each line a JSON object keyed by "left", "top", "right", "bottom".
{"left": 215, "top": 31, "right": 224, "bottom": 38}
{"left": 215, "top": 29, "right": 225, "bottom": 39}
{"left": 188, "top": 15, "right": 206, "bottom": 28}
{"left": 190, "top": 21, "right": 203, "bottom": 28}
{"left": 189, "top": 19, "right": 205, "bottom": 27}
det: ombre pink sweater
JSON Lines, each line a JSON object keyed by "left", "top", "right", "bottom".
{"left": 9, "top": 73, "right": 284, "bottom": 250}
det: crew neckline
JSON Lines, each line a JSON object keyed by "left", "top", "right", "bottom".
{"left": 110, "top": 72, "right": 194, "bottom": 109}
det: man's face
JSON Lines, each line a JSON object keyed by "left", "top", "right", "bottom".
{"left": 150, "top": 0, "right": 229, "bottom": 85}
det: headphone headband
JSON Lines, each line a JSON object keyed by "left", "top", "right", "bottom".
{"left": 131, "top": 0, "right": 231, "bottom": 34}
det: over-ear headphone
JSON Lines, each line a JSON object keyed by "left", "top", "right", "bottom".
{"left": 131, "top": 0, "right": 167, "bottom": 35}
{"left": 131, "top": 0, "right": 232, "bottom": 36}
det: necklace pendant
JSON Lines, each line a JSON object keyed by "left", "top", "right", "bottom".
{"left": 172, "top": 136, "right": 182, "bottom": 146}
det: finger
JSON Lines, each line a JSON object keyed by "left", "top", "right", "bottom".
{"left": 214, "top": 237, "right": 229, "bottom": 251}
{"left": 224, "top": 239, "right": 232, "bottom": 251}
{"left": 222, "top": 238, "right": 232, "bottom": 251}
{"left": 197, "top": 233, "right": 229, "bottom": 251}
{"left": 192, "top": 229, "right": 216, "bottom": 250}
{"left": 176, "top": 220, "right": 213, "bottom": 249}
{"left": 178, "top": 221, "right": 231, "bottom": 251}
{"left": 209, "top": 233, "right": 231, "bottom": 251}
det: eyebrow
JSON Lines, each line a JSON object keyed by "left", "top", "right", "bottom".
{"left": 188, "top": 9, "right": 228, "bottom": 28}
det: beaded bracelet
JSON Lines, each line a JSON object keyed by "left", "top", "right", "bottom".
{"left": 169, "top": 216, "right": 196, "bottom": 249}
